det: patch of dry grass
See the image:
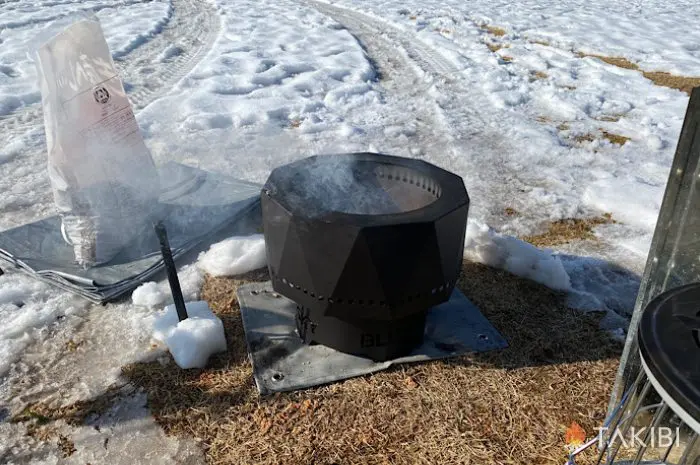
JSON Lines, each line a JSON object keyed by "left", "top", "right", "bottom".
{"left": 572, "top": 133, "right": 596, "bottom": 144}
{"left": 117, "top": 263, "right": 619, "bottom": 465}
{"left": 557, "top": 122, "right": 571, "bottom": 131}
{"left": 532, "top": 70, "right": 549, "bottom": 80}
{"left": 11, "top": 263, "right": 622, "bottom": 465}
{"left": 500, "top": 55, "right": 514, "bottom": 63}
{"left": 483, "top": 25, "right": 507, "bottom": 37}
{"left": 569, "top": 129, "right": 629, "bottom": 146}
{"left": 601, "top": 130, "right": 630, "bottom": 146}
{"left": 530, "top": 39, "right": 551, "bottom": 46}
{"left": 641, "top": 71, "right": 700, "bottom": 95}
{"left": 577, "top": 52, "right": 639, "bottom": 70}
{"left": 577, "top": 52, "right": 700, "bottom": 95}
{"left": 58, "top": 435, "right": 76, "bottom": 458}
{"left": 486, "top": 43, "right": 503, "bottom": 53}
{"left": 65, "top": 339, "right": 83, "bottom": 352}
{"left": 504, "top": 207, "right": 519, "bottom": 216}
{"left": 523, "top": 214, "right": 616, "bottom": 247}
{"left": 596, "top": 114, "right": 622, "bottom": 122}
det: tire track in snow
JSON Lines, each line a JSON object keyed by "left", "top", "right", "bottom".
{"left": 304, "top": 1, "right": 530, "bottom": 224}
{"left": 0, "top": 0, "right": 219, "bottom": 137}
{"left": 304, "top": 0, "right": 489, "bottom": 133}
{"left": 304, "top": 0, "right": 464, "bottom": 159}
{"left": 307, "top": 1, "right": 459, "bottom": 83}
{"left": 116, "top": 0, "right": 219, "bottom": 111}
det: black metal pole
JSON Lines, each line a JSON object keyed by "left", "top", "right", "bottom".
{"left": 154, "top": 221, "right": 188, "bottom": 321}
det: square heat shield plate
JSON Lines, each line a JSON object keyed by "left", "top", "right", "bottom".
{"left": 238, "top": 281, "right": 508, "bottom": 395}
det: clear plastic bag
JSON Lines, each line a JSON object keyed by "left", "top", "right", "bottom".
{"left": 32, "top": 14, "right": 160, "bottom": 267}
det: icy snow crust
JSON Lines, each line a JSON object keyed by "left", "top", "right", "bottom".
{"left": 1, "top": 0, "right": 699, "bottom": 459}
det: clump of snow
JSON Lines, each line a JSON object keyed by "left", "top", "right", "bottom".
{"left": 132, "top": 282, "right": 167, "bottom": 307}
{"left": 197, "top": 234, "right": 267, "bottom": 277}
{"left": 152, "top": 301, "right": 227, "bottom": 369}
{"left": 132, "top": 264, "right": 205, "bottom": 308}
{"left": 464, "top": 220, "right": 571, "bottom": 291}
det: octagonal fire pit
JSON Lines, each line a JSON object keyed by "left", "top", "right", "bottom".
{"left": 261, "top": 153, "right": 469, "bottom": 361}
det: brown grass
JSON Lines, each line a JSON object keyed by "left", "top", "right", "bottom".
{"left": 483, "top": 25, "right": 507, "bottom": 37}
{"left": 500, "top": 55, "right": 514, "bottom": 63}
{"left": 288, "top": 118, "right": 302, "bottom": 129}
{"left": 123, "top": 263, "right": 619, "bottom": 465}
{"left": 532, "top": 71, "right": 549, "bottom": 80}
{"left": 569, "top": 130, "right": 629, "bottom": 146}
{"left": 11, "top": 263, "right": 621, "bottom": 465}
{"left": 601, "top": 130, "right": 630, "bottom": 146}
{"left": 577, "top": 52, "right": 639, "bottom": 70}
{"left": 486, "top": 43, "right": 503, "bottom": 53}
{"left": 504, "top": 207, "right": 519, "bottom": 216}
{"left": 523, "top": 214, "right": 616, "bottom": 247}
{"left": 577, "top": 52, "right": 700, "bottom": 95}
{"left": 535, "top": 117, "right": 570, "bottom": 131}
{"left": 58, "top": 435, "right": 76, "bottom": 458}
{"left": 530, "top": 39, "right": 551, "bottom": 46}
{"left": 65, "top": 339, "right": 83, "bottom": 352}
{"left": 596, "top": 115, "right": 622, "bottom": 122}
{"left": 572, "top": 133, "right": 596, "bottom": 144}
{"left": 641, "top": 71, "right": 700, "bottom": 96}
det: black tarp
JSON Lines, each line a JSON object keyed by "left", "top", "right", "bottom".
{"left": 0, "top": 162, "right": 261, "bottom": 303}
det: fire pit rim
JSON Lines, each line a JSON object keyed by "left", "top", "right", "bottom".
{"left": 262, "top": 152, "right": 470, "bottom": 225}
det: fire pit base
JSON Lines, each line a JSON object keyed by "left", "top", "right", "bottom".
{"left": 238, "top": 281, "right": 508, "bottom": 395}
{"left": 295, "top": 304, "right": 428, "bottom": 361}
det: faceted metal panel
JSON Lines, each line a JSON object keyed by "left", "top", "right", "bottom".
{"left": 261, "top": 152, "right": 469, "bottom": 361}
{"left": 434, "top": 204, "right": 470, "bottom": 281}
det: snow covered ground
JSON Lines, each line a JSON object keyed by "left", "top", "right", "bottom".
{"left": 1, "top": 0, "right": 699, "bottom": 461}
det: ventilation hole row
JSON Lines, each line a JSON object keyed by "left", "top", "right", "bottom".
{"left": 277, "top": 274, "right": 451, "bottom": 306}
{"left": 375, "top": 166, "right": 442, "bottom": 198}
{"left": 281, "top": 277, "right": 324, "bottom": 300}
{"left": 430, "top": 283, "right": 452, "bottom": 295}
{"left": 250, "top": 289, "right": 281, "bottom": 298}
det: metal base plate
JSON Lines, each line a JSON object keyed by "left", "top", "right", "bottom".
{"left": 238, "top": 281, "right": 508, "bottom": 395}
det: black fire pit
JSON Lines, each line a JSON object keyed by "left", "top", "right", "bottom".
{"left": 261, "top": 153, "right": 469, "bottom": 361}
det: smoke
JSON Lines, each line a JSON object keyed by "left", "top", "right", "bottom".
{"left": 267, "top": 154, "right": 441, "bottom": 218}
